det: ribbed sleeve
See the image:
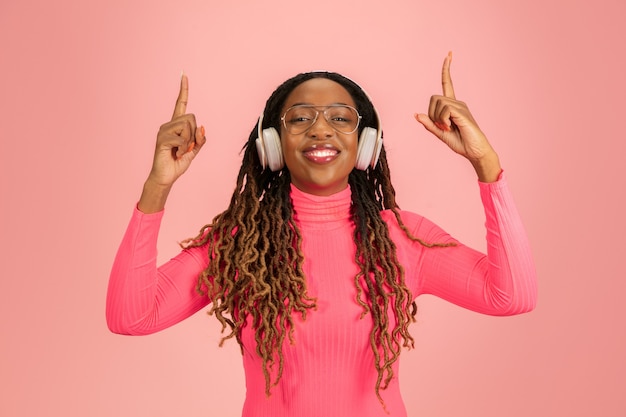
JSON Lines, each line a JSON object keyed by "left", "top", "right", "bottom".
{"left": 105, "top": 207, "right": 209, "bottom": 335}
{"left": 407, "top": 173, "right": 538, "bottom": 315}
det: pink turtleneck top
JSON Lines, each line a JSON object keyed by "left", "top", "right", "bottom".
{"left": 106, "top": 174, "right": 537, "bottom": 417}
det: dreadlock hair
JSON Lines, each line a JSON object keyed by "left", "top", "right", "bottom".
{"left": 184, "top": 71, "right": 454, "bottom": 406}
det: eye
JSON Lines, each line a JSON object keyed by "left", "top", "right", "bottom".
{"left": 286, "top": 107, "right": 316, "bottom": 125}
{"left": 327, "top": 107, "right": 354, "bottom": 124}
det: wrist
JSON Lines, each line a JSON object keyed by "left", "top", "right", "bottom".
{"left": 138, "top": 178, "right": 172, "bottom": 213}
{"left": 470, "top": 151, "right": 501, "bottom": 183}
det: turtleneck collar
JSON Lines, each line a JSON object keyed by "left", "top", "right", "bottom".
{"left": 290, "top": 184, "right": 352, "bottom": 229}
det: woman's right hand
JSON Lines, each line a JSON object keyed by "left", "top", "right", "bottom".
{"left": 138, "top": 75, "right": 207, "bottom": 213}
{"left": 149, "top": 74, "right": 206, "bottom": 186}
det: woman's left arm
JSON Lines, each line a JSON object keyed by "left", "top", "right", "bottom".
{"left": 407, "top": 174, "right": 538, "bottom": 315}
{"left": 411, "top": 53, "right": 537, "bottom": 314}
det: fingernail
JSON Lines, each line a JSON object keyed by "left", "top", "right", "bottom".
{"left": 201, "top": 125, "right": 205, "bottom": 137}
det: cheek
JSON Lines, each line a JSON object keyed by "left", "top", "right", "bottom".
{"left": 281, "top": 134, "right": 296, "bottom": 154}
{"left": 346, "top": 134, "right": 359, "bottom": 156}
{"left": 280, "top": 135, "right": 301, "bottom": 169}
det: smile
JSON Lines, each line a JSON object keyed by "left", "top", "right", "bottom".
{"left": 303, "top": 144, "right": 339, "bottom": 163}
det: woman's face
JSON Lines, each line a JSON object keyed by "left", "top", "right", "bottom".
{"left": 279, "top": 78, "right": 359, "bottom": 196}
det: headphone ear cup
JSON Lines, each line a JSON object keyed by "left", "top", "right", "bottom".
{"left": 355, "top": 127, "right": 379, "bottom": 170}
{"left": 255, "top": 136, "right": 267, "bottom": 169}
{"left": 261, "top": 127, "right": 284, "bottom": 171}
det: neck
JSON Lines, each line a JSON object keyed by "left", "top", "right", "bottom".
{"left": 290, "top": 184, "right": 352, "bottom": 230}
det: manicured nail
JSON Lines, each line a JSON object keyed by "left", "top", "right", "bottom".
{"left": 200, "top": 125, "right": 205, "bottom": 137}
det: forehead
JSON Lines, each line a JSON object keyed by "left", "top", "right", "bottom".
{"left": 283, "top": 78, "right": 355, "bottom": 108}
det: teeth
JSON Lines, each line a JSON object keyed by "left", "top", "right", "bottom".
{"left": 308, "top": 150, "right": 337, "bottom": 157}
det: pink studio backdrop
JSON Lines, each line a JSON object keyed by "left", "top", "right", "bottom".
{"left": 1, "top": 0, "right": 625, "bottom": 416}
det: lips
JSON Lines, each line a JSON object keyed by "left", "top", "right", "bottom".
{"left": 302, "top": 144, "right": 339, "bottom": 164}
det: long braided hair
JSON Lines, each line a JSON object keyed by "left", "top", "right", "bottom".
{"left": 185, "top": 71, "right": 450, "bottom": 404}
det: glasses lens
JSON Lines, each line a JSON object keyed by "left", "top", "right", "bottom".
{"left": 283, "top": 106, "right": 318, "bottom": 134}
{"left": 324, "top": 106, "right": 359, "bottom": 134}
{"left": 283, "top": 105, "right": 360, "bottom": 134}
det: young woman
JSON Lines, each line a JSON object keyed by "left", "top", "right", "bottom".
{"left": 106, "top": 54, "right": 537, "bottom": 417}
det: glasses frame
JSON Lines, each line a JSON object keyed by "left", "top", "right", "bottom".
{"left": 280, "top": 104, "right": 362, "bottom": 135}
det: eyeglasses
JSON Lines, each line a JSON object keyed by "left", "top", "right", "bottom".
{"left": 281, "top": 104, "right": 362, "bottom": 135}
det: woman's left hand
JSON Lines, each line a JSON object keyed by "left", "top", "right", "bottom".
{"left": 414, "top": 52, "right": 502, "bottom": 182}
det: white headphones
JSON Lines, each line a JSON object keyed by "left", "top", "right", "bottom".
{"left": 255, "top": 86, "right": 383, "bottom": 172}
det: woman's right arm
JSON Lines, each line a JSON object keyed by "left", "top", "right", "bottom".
{"left": 106, "top": 74, "right": 209, "bottom": 335}
{"left": 106, "top": 208, "right": 211, "bottom": 335}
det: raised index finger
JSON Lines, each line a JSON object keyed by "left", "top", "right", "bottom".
{"left": 441, "top": 51, "right": 456, "bottom": 100}
{"left": 172, "top": 73, "right": 189, "bottom": 120}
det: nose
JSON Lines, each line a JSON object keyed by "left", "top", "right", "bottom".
{"left": 307, "top": 113, "right": 334, "bottom": 139}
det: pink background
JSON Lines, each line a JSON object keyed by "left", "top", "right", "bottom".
{"left": 1, "top": 0, "right": 625, "bottom": 416}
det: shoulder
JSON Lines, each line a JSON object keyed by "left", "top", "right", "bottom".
{"left": 380, "top": 208, "right": 454, "bottom": 246}
{"left": 380, "top": 208, "right": 426, "bottom": 230}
